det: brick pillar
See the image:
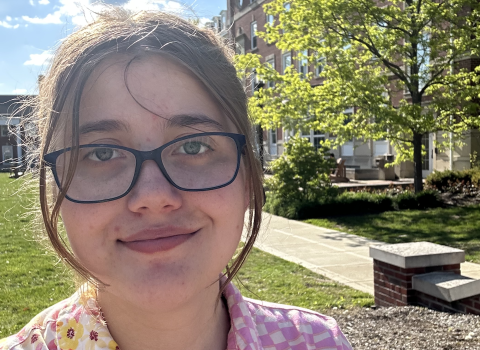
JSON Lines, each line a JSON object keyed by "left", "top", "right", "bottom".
{"left": 373, "top": 260, "right": 461, "bottom": 307}
{"left": 370, "top": 242, "right": 465, "bottom": 308}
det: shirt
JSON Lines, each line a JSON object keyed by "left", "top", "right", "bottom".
{"left": 0, "top": 281, "right": 352, "bottom": 350}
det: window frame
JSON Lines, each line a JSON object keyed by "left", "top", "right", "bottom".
{"left": 0, "top": 125, "right": 9, "bottom": 137}
{"left": 266, "top": 58, "right": 275, "bottom": 88}
{"left": 251, "top": 21, "right": 258, "bottom": 50}
{"left": 282, "top": 52, "right": 292, "bottom": 74}
{"left": 298, "top": 50, "right": 308, "bottom": 78}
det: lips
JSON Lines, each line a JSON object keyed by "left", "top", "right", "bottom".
{"left": 119, "top": 227, "right": 198, "bottom": 254}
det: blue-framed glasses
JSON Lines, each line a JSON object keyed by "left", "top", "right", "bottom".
{"left": 44, "top": 132, "right": 246, "bottom": 204}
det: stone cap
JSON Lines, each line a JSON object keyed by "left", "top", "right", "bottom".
{"left": 413, "top": 272, "right": 480, "bottom": 302}
{"left": 369, "top": 242, "right": 465, "bottom": 269}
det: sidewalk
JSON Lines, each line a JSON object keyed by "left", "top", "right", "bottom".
{"left": 248, "top": 213, "right": 480, "bottom": 295}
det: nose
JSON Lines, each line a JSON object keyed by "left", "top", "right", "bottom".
{"left": 126, "top": 160, "right": 182, "bottom": 214}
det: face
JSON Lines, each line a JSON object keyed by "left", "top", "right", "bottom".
{"left": 59, "top": 54, "right": 248, "bottom": 310}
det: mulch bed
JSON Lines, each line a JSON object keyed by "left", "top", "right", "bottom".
{"left": 439, "top": 192, "right": 480, "bottom": 207}
{"left": 326, "top": 306, "right": 480, "bottom": 350}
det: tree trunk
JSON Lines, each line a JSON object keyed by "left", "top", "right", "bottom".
{"left": 413, "top": 132, "right": 424, "bottom": 193}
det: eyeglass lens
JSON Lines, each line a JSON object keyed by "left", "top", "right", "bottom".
{"left": 54, "top": 134, "right": 239, "bottom": 202}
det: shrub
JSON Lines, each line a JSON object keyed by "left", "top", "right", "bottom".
{"left": 264, "top": 192, "right": 298, "bottom": 219}
{"left": 425, "top": 168, "right": 480, "bottom": 192}
{"left": 394, "top": 192, "right": 418, "bottom": 210}
{"left": 426, "top": 170, "right": 470, "bottom": 189}
{"left": 471, "top": 168, "right": 480, "bottom": 187}
{"left": 265, "top": 190, "right": 444, "bottom": 220}
{"left": 296, "top": 192, "right": 394, "bottom": 220}
{"left": 266, "top": 136, "right": 335, "bottom": 205}
{"left": 415, "top": 190, "right": 443, "bottom": 209}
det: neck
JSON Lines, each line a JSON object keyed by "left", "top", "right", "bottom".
{"left": 97, "top": 282, "right": 230, "bottom": 350}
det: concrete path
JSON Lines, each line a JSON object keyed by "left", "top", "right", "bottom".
{"left": 248, "top": 213, "right": 480, "bottom": 295}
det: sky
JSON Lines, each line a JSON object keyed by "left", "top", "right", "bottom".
{"left": 0, "top": 0, "right": 227, "bottom": 95}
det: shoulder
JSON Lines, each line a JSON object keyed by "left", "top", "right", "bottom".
{"left": 243, "top": 297, "right": 353, "bottom": 350}
{"left": 0, "top": 295, "right": 76, "bottom": 350}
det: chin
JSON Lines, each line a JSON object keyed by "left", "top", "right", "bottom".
{"left": 99, "top": 264, "right": 220, "bottom": 310}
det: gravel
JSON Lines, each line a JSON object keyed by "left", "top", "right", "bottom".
{"left": 326, "top": 306, "right": 480, "bottom": 349}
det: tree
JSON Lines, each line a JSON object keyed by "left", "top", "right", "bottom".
{"left": 235, "top": 0, "right": 480, "bottom": 192}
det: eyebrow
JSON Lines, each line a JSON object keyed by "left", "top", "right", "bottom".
{"left": 79, "top": 119, "right": 131, "bottom": 135}
{"left": 78, "top": 114, "right": 225, "bottom": 136}
{"left": 167, "top": 114, "right": 225, "bottom": 132}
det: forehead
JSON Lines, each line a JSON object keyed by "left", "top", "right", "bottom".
{"left": 77, "top": 54, "right": 232, "bottom": 136}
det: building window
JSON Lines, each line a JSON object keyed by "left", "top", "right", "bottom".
{"left": 267, "top": 14, "right": 274, "bottom": 26}
{"left": 251, "top": 22, "right": 258, "bottom": 50}
{"left": 301, "top": 129, "right": 325, "bottom": 151}
{"left": 314, "top": 52, "right": 325, "bottom": 77}
{"left": 282, "top": 52, "right": 291, "bottom": 74}
{"left": 298, "top": 50, "right": 308, "bottom": 78}
{"left": 270, "top": 129, "right": 277, "bottom": 156}
{"left": 235, "top": 39, "right": 245, "bottom": 55}
{"left": 1, "top": 125, "right": 8, "bottom": 137}
{"left": 266, "top": 58, "right": 275, "bottom": 88}
{"left": 271, "top": 129, "right": 277, "bottom": 144}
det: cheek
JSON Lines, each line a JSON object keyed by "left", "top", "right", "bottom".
{"left": 59, "top": 202, "right": 113, "bottom": 262}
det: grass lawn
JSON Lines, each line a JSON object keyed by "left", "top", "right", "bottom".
{"left": 305, "top": 205, "right": 480, "bottom": 263}
{"left": 236, "top": 248, "right": 373, "bottom": 310}
{"left": 0, "top": 173, "right": 373, "bottom": 337}
{"left": 0, "top": 174, "right": 75, "bottom": 338}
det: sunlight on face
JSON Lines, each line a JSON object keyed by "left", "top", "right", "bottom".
{"left": 59, "top": 54, "right": 248, "bottom": 311}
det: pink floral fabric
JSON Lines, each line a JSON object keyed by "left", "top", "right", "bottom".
{"left": 0, "top": 282, "right": 352, "bottom": 350}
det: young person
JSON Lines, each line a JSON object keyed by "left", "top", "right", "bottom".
{"left": 0, "top": 9, "right": 352, "bottom": 350}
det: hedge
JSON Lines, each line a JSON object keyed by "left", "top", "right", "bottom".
{"left": 426, "top": 168, "right": 480, "bottom": 190}
{"left": 265, "top": 190, "right": 443, "bottom": 220}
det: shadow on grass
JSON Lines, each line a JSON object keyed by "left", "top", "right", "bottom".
{"left": 306, "top": 205, "right": 480, "bottom": 262}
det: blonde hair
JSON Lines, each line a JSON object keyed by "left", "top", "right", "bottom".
{"left": 29, "top": 8, "right": 263, "bottom": 296}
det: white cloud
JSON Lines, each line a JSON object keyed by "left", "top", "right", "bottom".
{"left": 22, "top": 13, "right": 63, "bottom": 24}
{"left": 29, "top": 0, "right": 34, "bottom": 5}
{"left": 199, "top": 17, "right": 210, "bottom": 26}
{"left": 21, "top": 0, "right": 187, "bottom": 27}
{"left": 12, "top": 89, "right": 27, "bottom": 94}
{"left": 24, "top": 51, "right": 53, "bottom": 66}
{"left": 39, "top": 0, "right": 50, "bottom": 4}
{"left": 6, "top": 16, "right": 11, "bottom": 21}
{"left": 0, "top": 21, "right": 19, "bottom": 29}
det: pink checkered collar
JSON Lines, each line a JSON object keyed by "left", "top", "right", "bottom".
{"left": 223, "top": 281, "right": 262, "bottom": 350}
{"left": 222, "top": 280, "right": 352, "bottom": 350}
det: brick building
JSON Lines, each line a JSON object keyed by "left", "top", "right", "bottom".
{"left": 227, "top": 0, "right": 480, "bottom": 179}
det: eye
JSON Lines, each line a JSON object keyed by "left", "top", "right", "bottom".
{"left": 86, "top": 147, "right": 123, "bottom": 161}
{"left": 178, "top": 141, "right": 212, "bottom": 155}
